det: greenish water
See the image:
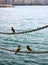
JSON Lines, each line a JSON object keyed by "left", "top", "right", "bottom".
{"left": 0, "top": 6, "right": 48, "bottom": 65}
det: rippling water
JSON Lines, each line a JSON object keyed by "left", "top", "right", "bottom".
{"left": 0, "top": 6, "right": 48, "bottom": 65}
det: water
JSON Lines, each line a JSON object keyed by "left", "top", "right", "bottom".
{"left": 0, "top": 6, "right": 48, "bottom": 65}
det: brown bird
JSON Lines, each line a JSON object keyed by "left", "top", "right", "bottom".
{"left": 11, "top": 27, "right": 15, "bottom": 33}
{"left": 15, "top": 45, "right": 21, "bottom": 54}
{"left": 27, "top": 45, "right": 32, "bottom": 51}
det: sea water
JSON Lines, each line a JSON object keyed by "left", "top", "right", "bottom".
{"left": 0, "top": 6, "right": 48, "bottom": 65}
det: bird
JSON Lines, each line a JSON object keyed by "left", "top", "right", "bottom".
{"left": 11, "top": 27, "right": 15, "bottom": 33}
{"left": 27, "top": 45, "right": 32, "bottom": 51}
{"left": 15, "top": 45, "right": 21, "bottom": 54}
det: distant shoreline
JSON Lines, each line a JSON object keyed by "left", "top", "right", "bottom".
{"left": 0, "top": 4, "right": 13, "bottom": 7}
{"left": 0, "top": 4, "right": 48, "bottom": 7}
{"left": 13, "top": 4, "right": 48, "bottom": 5}
{"left": 13, "top": 4, "right": 48, "bottom": 6}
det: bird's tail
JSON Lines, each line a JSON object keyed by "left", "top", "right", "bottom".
{"left": 15, "top": 51, "right": 17, "bottom": 54}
